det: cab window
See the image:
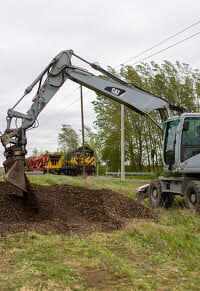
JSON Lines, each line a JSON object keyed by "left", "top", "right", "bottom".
{"left": 181, "top": 117, "right": 200, "bottom": 162}
{"left": 164, "top": 119, "right": 179, "bottom": 166}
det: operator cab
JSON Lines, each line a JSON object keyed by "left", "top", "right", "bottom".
{"left": 163, "top": 113, "right": 200, "bottom": 173}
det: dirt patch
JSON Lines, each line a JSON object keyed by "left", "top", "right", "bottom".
{"left": 0, "top": 181, "right": 157, "bottom": 235}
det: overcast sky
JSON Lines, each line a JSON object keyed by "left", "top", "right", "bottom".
{"left": 0, "top": 0, "right": 200, "bottom": 164}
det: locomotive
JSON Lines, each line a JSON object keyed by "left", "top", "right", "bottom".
{"left": 25, "top": 146, "right": 96, "bottom": 176}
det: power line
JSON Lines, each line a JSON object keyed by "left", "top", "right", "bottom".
{"left": 38, "top": 86, "right": 80, "bottom": 120}
{"left": 38, "top": 88, "right": 93, "bottom": 128}
{"left": 117, "top": 20, "right": 200, "bottom": 67}
{"left": 130, "top": 30, "right": 200, "bottom": 65}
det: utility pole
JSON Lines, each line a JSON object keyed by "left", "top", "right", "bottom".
{"left": 80, "top": 85, "right": 86, "bottom": 177}
{"left": 121, "top": 104, "right": 125, "bottom": 180}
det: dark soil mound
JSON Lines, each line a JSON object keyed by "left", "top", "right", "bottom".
{"left": 0, "top": 181, "right": 157, "bottom": 235}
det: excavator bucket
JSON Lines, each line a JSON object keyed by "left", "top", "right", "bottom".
{"left": 4, "top": 159, "right": 27, "bottom": 192}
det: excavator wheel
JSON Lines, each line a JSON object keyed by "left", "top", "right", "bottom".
{"left": 148, "top": 179, "right": 174, "bottom": 209}
{"left": 184, "top": 180, "right": 200, "bottom": 212}
{"left": 148, "top": 180, "right": 162, "bottom": 208}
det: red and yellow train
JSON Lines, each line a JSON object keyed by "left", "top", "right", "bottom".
{"left": 25, "top": 146, "right": 96, "bottom": 176}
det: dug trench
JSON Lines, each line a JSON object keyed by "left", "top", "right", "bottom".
{"left": 0, "top": 180, "right": 157, "bottom": 235}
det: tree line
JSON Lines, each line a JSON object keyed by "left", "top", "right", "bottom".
{"left": 92, "top": 61, "right": 200, "bottom": 172}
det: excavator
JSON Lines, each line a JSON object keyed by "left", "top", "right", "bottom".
{"left": 1, "top": 50, "right": 200, "bottom": 211}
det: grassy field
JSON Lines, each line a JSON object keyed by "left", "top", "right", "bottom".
{"left": 0, "top": 174, "right": 200, "bottom": 290}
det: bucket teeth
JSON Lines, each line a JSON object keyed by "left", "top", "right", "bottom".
{"left": 4, "top": 160, "right": 27, "bottom": 192}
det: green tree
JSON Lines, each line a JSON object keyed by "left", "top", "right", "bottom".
{"left": 93, "top": 61, "right": 200, "bottom": 172}
{"left": 93, "top": 93, "right": 121, "bottom": 171}
{"left": 31, "top": 148, "right": 50, "bottom": 156}
{"left": 58, "top": 124, "right": 79, "bottom": 152}
{"left": 32, "top": 148, "right": 39, "bottom": 157}
{"left": 83, "top": 126, "right": 100, "bottom": 156}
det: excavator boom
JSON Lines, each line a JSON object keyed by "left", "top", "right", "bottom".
{"left": 0, "top": 50, "right": 182, "bottom": 192}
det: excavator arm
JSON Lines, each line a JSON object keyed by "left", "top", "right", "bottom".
{"left": 0, "top": 50, "right": 183, "bottom": 192}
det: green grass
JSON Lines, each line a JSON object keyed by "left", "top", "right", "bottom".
{"left": 0, "top": 174, "right": 200, "bottom": 290}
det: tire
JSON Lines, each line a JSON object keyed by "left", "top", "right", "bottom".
{"left": 148, "top": 180, "right": 174, "bottom": 208}
{"left": 184, "top": 180, "right": 200, "bottom": 212}
{"left": 148, "top": 180, "right": 162, "bottom": 208}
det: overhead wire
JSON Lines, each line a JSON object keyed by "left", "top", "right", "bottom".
{"left": 116, "top": 20, "right": 200, "bottom": 67}
{"left": 25, "top": 85, "right": 81, "bottom": 150}
{"left": 130, "top": 30, "right": 200, "bottom": 66}
{"left": 38, "top": 86, "right": 80, "bottom": 123}
{"left": 26, "top": 87, "right": 96, "bottom": 150}
{"left": 38, "top": 87, "right": 94, "bottom": 127}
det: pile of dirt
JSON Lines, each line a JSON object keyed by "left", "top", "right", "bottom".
{"left": 0, "top": 181, "right": 157, "bottom": 235}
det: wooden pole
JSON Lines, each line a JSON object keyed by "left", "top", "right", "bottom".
{"left": 80, "top": 85, "right": 86, "bottom": 176}
{"left": 121, "top": 104, "right": 125, "bottom": 180}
